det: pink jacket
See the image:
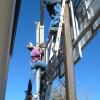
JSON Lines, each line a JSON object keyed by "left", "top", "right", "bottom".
{"left": 31, "top": 47, "right": 43, "bottom": 63}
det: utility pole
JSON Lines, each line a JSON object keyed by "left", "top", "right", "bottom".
{"left": 40, "top": 0, "right": 44, "bottom": 25}
{"left": 35, "top": 20, "right": 44, "bottom": 100}
{"left": 64, "top": 2, "right": 77, "bottom": 100}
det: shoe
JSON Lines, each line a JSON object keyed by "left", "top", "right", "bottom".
{"left": 48, "top": 27, "right": 58, "bottom": 42}
{"left": 50, "top": 27, "right": 58, "bottom": 32}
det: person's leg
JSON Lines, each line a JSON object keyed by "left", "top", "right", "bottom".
{"left": 49, "top": 3, "right": 62, "bottom": 49}
{"left": 37, "top": 60, "right": 47, "bottom": 68}
{"left": 32, "top": 60, "right": 47, "bottom": 70}
{"left": 31, "top": 62, "right": 37, "bottom": 69}
{"left": 48, "top": 3, "right": 61, "bottom": 42}
{"left": 46, "top": 5, "right": 55, "bottom": 19}
{"left": 50, "top": 3, "right": 61, "bottom": 28}
{"left": 46, "top": 3, "right": 61, "bottom": 44}
{"left": 46, "top": 4, "right": 59, "bottom": 29}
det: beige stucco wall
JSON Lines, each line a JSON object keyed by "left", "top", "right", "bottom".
{"left": 0, "top": 0, "right": 16, "bottom": 100}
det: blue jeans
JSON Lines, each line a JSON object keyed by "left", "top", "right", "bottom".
{"left": 32, "top": 60, "right": 47, "bottom": 71}
{"left": 46, "top": 3, "right": 61, "bottom": 29}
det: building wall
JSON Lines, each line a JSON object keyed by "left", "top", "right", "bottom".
{"left": 0, "top": 0, "right": 16, "bottom": 100}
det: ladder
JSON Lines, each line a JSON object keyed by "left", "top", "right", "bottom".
{"left": 40, "top": 0, "right": 67, "bottom": 99}
{"left": 41, "top": 0, "right": 79, "bottom": 99}
{"left": 48, "top": 0, "right": 66, "bottom": 61}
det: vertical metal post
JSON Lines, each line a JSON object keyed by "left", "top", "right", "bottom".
{"left": 75, "top": 17, "right": 82, "bottom": 58}
{"left": 36, "top": 22, "right": 40, "bottom": 45}
{"left": 36, "top": 68, "right": 41, "bottom": 100}
{"left": 35, "top": 21, "right": 41, "bottom": 100}
{"left": 46, "top": 49, "right": 48, "bottom": 63}
{"left": 70, "top": 0, "right": 77, "bottom": 40}
{"left": 39, "top": 25, "right": 44, "bottom": 44}
{"left": 70, "top": 0, "right": 82, "bottom": 58}
{"left": 64, "top": 3, "right": 77, "bottom": 100}
{"left": 35, "top": 21, "right": 45, "bottom": 100}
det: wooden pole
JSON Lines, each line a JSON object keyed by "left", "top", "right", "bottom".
{"left": 64, "top": 3, "right": 77, "bottom": 100}
{"left": 40, "top": 0, "right": 44, "bottom": 25}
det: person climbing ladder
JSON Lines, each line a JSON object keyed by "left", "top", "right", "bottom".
{"left": 27, "top": 42, "right": 47, "bottom": 71}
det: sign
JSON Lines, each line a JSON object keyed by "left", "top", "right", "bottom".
{"left": 59, "top": 0, "right": 100, "bottom": 78}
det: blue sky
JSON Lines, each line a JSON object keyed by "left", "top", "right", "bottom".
{"left": 75, "top": 30, "right": 100, "bottom": 100}
{"left": 5, "top": 0, "right": 100, "bottom": 100}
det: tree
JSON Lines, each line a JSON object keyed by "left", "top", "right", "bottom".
{"left": 50, "top": 86, "right": 65, "bottom": 100}
{"left": 77, "top": 85, "right": 93, "bottom": 100}
{"left": 50, "top": 77, "right": 66, "bottom": 100}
